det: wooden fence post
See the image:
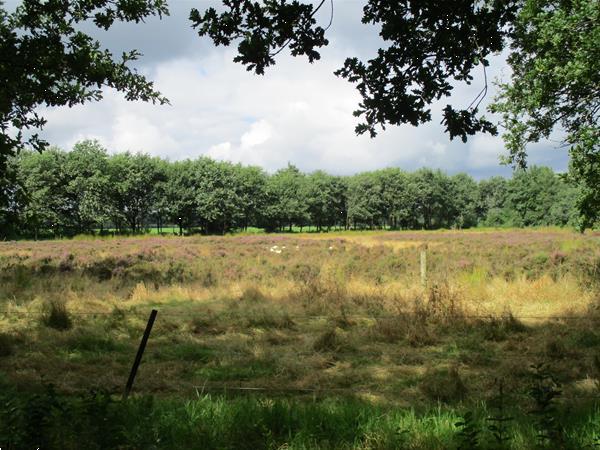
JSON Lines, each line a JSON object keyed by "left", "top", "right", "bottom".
{"left": 420, "top": 244, "right": 428, "bottom": 289}
{"left": 123, "top": 309, "right": 157, "bottom": 400}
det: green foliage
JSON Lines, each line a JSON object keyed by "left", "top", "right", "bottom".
{"left": 109, "top": 152, "right": 167, "bottom": 233}
{"left": 264, "top": 164, "right": 309, "bottom": 232}
{"left": 0, "top": 1, "right": 168, "bottom": 164}
{"left": 1, "top": 142, "right": 585, "bottom": 239}
{"left": 1, "top": 0, "right": 596, "bottom": 229}
{"left": 0, "top": 332, "right": 14, "bottom": 357}
{"left": 190, "top": 1, "right": 329, "bottom": 76}
{"left": 194, "top": 1, "right": 513, "bottom": 142}
{"left": 455, "top": 411, "right": 481, "bottom": 449}
{"left": 491, "top": 0, "right": 600, "bottom": 229}
{"left": 528, "top": 363, "right": 564, "bottom": 447}
{"left": 41, "top": 299, "right": 73, "bottom": 331}
{"left": 486, "top": 380, "right": 513, "bottom": 448}
{"left": 194, "top": 0, "right": 597, "bottom": 227}
{"left": 11, "top": 383, "right": 593, "bottom": 450}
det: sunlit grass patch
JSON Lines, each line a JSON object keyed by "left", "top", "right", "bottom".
{"left": 1, "top": 228, "right": 599, "bottom": 417}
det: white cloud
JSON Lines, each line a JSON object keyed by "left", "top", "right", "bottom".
{"left": 467, "top": 134, "right": 507, "bottom": 169}
{"left": 241, "top": 120, "right": 272, "bottom": 149}
{"left": 32, "top": 3, "right": 568, "bottom": 177}
{"left": 110, "top": 112, "right": 179, "bottom": 156}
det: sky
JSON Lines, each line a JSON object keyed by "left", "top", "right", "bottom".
{"left": 11, "top": 0, "right": 570, "bottom": 178}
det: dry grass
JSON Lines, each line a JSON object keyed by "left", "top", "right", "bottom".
{"left": 0, "top": 228, "right": 599, "bottom": 406}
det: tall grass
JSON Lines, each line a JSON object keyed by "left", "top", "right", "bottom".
{"left": 40, "top": 299, "right": 72, "bottom": 331}
{"left": 1, "top": 230, "right": 599, "bottom": 448}
{"left": 1, "top": 383, "right": 599, "bottom": 450}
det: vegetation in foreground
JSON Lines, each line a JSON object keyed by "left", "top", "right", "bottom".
{"left": 2, "top": 382, "right": 600, "bottom": 449}
{"left": 1, "top": 229, "right": 599, "bottom": 448}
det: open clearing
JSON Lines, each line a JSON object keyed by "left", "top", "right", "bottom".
{"left": 1, "top": 228, "right": 600, "bottom": 448}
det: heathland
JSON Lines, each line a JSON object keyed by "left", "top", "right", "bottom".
{"left": 1, "top": 228, "right": 600, "bottom": 449}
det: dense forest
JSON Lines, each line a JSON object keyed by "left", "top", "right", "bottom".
{"left": 0, "top": 140, "right": 582, "bottom": 239}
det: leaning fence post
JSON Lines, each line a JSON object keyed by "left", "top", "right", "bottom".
{"left": 123, "top": 309, "right": 157, "bottom": 400}
{"left": 420, "top": 244, "right": 428, "bottom": 289}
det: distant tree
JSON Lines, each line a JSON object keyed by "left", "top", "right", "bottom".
{"left": 477, "top": 176, "right": 509, "bottom": 226}
{"left": 108, "top": 152, "right": 166, "bottom": 233}
{"left": 235, "top": 164, "right": 269, "bottom": 231}
{"left": 3, "top": 144, "right": 583, "bottom": 236}
{"left": 548, "top": 183, "right": 580, "bottom": 227}
{"left": 377, "top": 168, "right": 417, "bottom": 229}
{"left": 265, "top": 164, "right": 308, "bottom": 231}
{"left": 305, "top": 171, "right": 346, "bottom": 231}
{"left": 194, "top": 158, "right": 243, "bottom": 234}
{"left": 412, "top": 169, "right": 452, "bottom": 229}
{"left": 449, "top": 173, "right": 479, "bottom": 228}
{"left": 65, "top": 140, "right": 113, "bottom": 233}
{"left": 164, "top": 159, "right": 199, "bottom": 235}
{"left": 504, "top": 166, "right": 561, "bottom": 227}
{"left": 149, "top": 158, "right": 171, "bottom": 234}
{"left": 0, "top": 155, "right": 25, "bottom": 238}
{"left": 18, "top": 148, "right": 74, "bottom": 238}
{"left": 347, "top": 172, "right": 385, "bottom": 229}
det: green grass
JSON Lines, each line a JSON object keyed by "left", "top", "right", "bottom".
{"left": 1, "top": 382, "right": 599, "bottom": 450}
{"left": 1, "top": 229, "right": 600, "bottom": 448}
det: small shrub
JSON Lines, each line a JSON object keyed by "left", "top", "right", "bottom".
{"left": 104, "top": 307, "right": 126, "bottom": 331}
{"left": 313, "top": 329, "right": 341, "bottom": 353}
{"left": 239, "top": 286, "right": 268, "bottom": 303}
{"left": 406, "top": 321, "right": 438, "bottom": 347}
{"left": 425, "top": 282, "right": 464, "bottom": 322}
{"left": 83, "top": 257, "right": 127, "bottom": 280}
{"left": 455, "top": 411, "right": 481, "bottom": 449}
{"left": 245, "top": 310, "right": 295, "bottom": 330}
{"left": 58, "top": 253, "right": 76, "bottom": 272}
{"left": 528, "top": 363, "right": 564, "bottom": 447}
{"left": 419, "top": 366, "right": 467, "bottom": 403}
{"left": 190, "top": 313, "right": 227, "bottom": 335}
{"left": 374, "top": 317, "right": 405, "bottom": 343}
{"left": 199, "top": 266, "right": 217, "bottom": 287}
{"left": 480, "top": 312, "right": 528, "bottom": 341}
{"left": 486, "top": 380, "right": 514, "bottom": 447}
{"left": 545, "top": 339, "right": 569, "bottom": 360}
{"left": 164, "top": 260, "right": 192, "bottom": 284}
{"left": 0, "top": 333, "right": 14, "bottom": 357}
{"left": 289, "top": 263, "right": 320, "bottom": 285}
{"left": 41, "top": 299, "right": 73, "bottom": 331}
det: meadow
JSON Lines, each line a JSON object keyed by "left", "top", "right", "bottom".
{"left": 1, "top": 228, "right": 600, "bottom": 449}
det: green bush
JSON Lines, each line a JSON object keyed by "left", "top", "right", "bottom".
{"left": 41, "top": 299, "right": 73, "bottom": 331}
{"left": 0, "top": 333, "right": 14, "bottom": 357}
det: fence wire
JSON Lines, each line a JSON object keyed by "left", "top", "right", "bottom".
{"left": 0, "top": 308, "right": 597, "bottom": 321}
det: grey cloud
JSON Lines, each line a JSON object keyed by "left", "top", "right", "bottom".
{"left": 7, "top": 0, "right": 570, "bottom": 178}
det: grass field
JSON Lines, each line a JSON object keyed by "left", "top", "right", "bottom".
{"left": 1, "top": 228, "right": 600, "bottom": 448}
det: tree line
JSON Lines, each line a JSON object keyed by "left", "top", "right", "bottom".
{"left": 0, "top": 140, "right": 582, "bottom": 239}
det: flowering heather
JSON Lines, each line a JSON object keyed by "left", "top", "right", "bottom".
{"left": 0, "top": 228, "right": 599, "bottom": 410}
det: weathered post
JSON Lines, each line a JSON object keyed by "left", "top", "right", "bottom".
{"left": 123, "top": 309, "right": 157, "bottom": 400}
{"left": 420, "top": 244, "right": 428, "bottom": 289}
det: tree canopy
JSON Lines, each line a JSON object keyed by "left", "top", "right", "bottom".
{"left": 0, "top": 0, "right": 168, "bottom": 168}
{"left": 1, "top": 0, "right": 598, "bottom": 226}
{"left": 193, "top": 0, "right": 598, "bottom": 228}
{"left": 1, "top": 140, "right": 580, "bottom": 239}
{"left": 490, "top": 0, "right": 600, "bottom": 228}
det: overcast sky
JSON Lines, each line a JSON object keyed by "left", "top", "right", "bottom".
{"left": 13, "top": 0, "right": 570, "bottom": 178}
